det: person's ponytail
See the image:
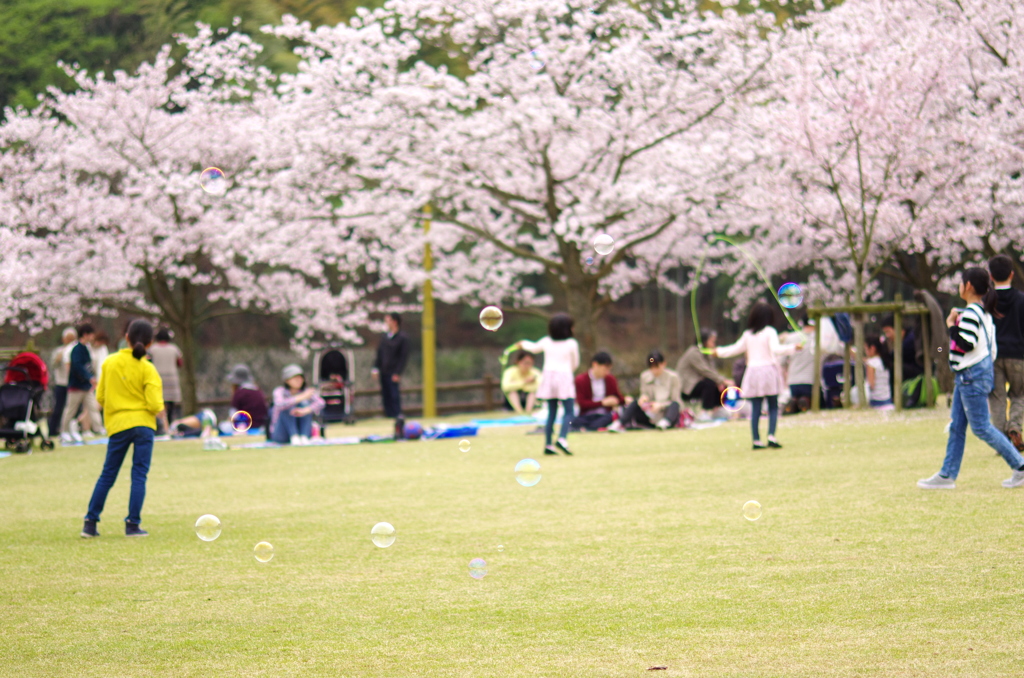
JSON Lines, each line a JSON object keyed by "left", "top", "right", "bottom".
{"left": 962, "top": 266, "right": 1001, "bottom": 318}
{"left": 126, "top": 319, "right": 155, "bottom": 360}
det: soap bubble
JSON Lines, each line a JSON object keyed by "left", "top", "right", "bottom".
{"left": 194, "top": 514, "right": 222, "bottom": 542}
{"left": 469, "top": 558, "right": 487, "bottom": 579}
{"left": 254, "top": 541, "right": 274, "bottom": 562}
{"left": 458, "top": 439, "right": 471, "bottom": 453}
{"left": 777, "top": 282, "right": 804, "bottom": 309}
{"left": 479, "top": 306, "right": 504, "bottom": 331}
{"left": 515, "top": 458, "right": 542, "bottom": 487}
{"left": 585, "top": 257, "right": 594, "bottom": 265}
{"left": 593, "top": 233, "right": 615, "bottom": 256}
{"left": 721, "top": 386, "right": 744, "bottom": 412}
{"left": 743, "top": 500, "right": 762, "bottom": 521}
{"left": 199, "top": 167, "right": 228, "bottom": 196}
{"left": 496, "top": 544, "right": 504, "bottom": 552}
{"left": 371, "top": 522, "right": 396, "bottom": 548}
{"left": 231, "top": 411, "right": 252, "bottom": 433}
{"left": 529, "top": 49, "right": 545, "bottom": 70}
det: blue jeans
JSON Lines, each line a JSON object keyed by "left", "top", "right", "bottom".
{"left": 85, "top": 427, "right": 155, "bottom": 524}
{"left": 749, "top": 396, "right": 778, "bottom": 442}
{"left": 271, "top": 410, "right": 313, "bottom": 443}
{"left": 942, "top": 357, "right": 1024, "bottom": 479}
{"left": 545, "top": 398, "right": 573, "bottom": 446}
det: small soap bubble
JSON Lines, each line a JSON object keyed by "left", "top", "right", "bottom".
{"left": 721, "top": 386, "right": 744, "bottom": 412}
{"left": 458, "top": 439, "right": 471, "bottom": 453}
{"left": 231, "top": 410, "right": 252, "bottom": 433}
{"left": 194, "top": 514, "right": 221, "bottom": 541}
{"left": 479, "top": 306, "right": 504, "bottom": 331}
{"left": 371, "top": 522, "right": 396, "bottom": 548}
{"left": 777, "top": 282, "right": 804, "bottom": 309}
{"left": 743, "top": 500, "right": 762, "bottom": 522}
{"left": 593, "top": 233, "right": 615, "bottom": 255}
{"left": 199, "top": 167, "right": 228, "bottom": 196}
{"left": 585, "top": 257, "right": 594, "bottom": 265}
{"left": 515, "top": 458, "right": 542, "bottom": 487}
{"left": 254, "top": 541, "right": 274, "bottom": 562}
{"left": 496, "top": 544, "right": 504, "bottom": 552}
{"left": 469, "top": 558, "right": 488, "bottom": 579}
{"left": 529, "top": 49, "right": 545, "bottom": 70}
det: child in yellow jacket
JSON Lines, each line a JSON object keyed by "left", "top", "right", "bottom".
{"left": 82, "top": 320, "right": 164, "bottom": 538}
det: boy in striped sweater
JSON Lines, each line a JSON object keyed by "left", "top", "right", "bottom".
{"left": 919, "top": 268, "right": 1024, "bottom": 489}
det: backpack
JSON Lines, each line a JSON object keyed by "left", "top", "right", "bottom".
{"left": 832, "top": 313, "right": 854, "bottom": 344}
{"left": 901, "top": 374, "right": 939, "bottom": 409}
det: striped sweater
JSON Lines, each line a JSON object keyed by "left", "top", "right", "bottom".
{"left": 948, "top": 303, "right": 996, "bottom": 371}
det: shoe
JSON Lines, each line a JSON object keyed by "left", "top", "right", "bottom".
{"left": 1009, "top": 431, "right": 1024, "bottom": 452}
{"left": 60, "top": 432, "right": 74, "bottom": 444}
{"left": 125, "top": 523, "right": 148, "bottom": 537}
{"left": 544, "top": 446, "right": 559, "bottom": 455}
{"left": 753, "top": 442, "right": 767, "bottom": 450}
{"left": 1001, "top": 469, "right": 1024, "bottom": 488}
{"left": 72, "top": 431, "right": 84, "bottom": 443}
{"left": 555, "top": 438, "right": 573, "bottom": 455}
{"left": 767, "top": 438, "right": 783, "bottom": 449}
{"left": 917, "top": 472, "right": 956, "bottom": 490}
{"left": 608, "top": 421, "right": 624, "bottom": 433}
{"left": 290, "top": 435, "right": 302, "bottom": 446}
{"left": 656, "top": 418, "right": 671, "bottom": 430}
{"left": 81, "top": 520, "right": 99, "bottom": 538}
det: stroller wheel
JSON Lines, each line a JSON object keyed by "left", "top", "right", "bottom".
{"left": 14, "top": 440, "right": 32, "bottom": 454}
{"left": 40, "top": 439, "right": 55, "bottom": 451}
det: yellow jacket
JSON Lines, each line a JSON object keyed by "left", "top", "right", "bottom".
{"left": 501, "top": 365, "right": 541, "bottom": 393}
{"left": 96, "top": 349, "right": 165, "bottom": 436}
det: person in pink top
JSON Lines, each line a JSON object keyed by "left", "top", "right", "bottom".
{"left": 713, "top": 301, "right": 803, "bottom": 449}
{"left": 515, "top": 313, "right": 580, "bottom": 456}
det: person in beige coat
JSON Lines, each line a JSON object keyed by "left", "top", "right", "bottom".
{"left": 676, "top": 329, "right": 733, "bottom": 411}
{"left": 610, "top": 350, "right": 683, "bottom": 431}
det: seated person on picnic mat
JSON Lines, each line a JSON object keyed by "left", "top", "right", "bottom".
{"left": 170, "top": 409, "right": 218, "bottom": 437}
{"left": 571, "top": 351, "right": 624, "bottom": 431}
{"left": 501, "top": 351, "right": 541, "bottom": 415}
{"left": 676, "top": 329, "right": 733, "bottom": 413}
{"left": 225, "top": 364, "right": 269, "bottom": 431}
{"left": 270, "top": 364, "right": 325, "bottom": 446}
{"left": 610, "top": 351, "right": 683, "bottom": 431}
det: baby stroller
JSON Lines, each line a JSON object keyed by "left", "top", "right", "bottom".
{"left": 822, "top": 360, "right": 855, "bottom": 409}
{"left": 312, "top": 348, "right": 357, "bottom": 433}
{"left": 1, "top": 352, "right": 55, "bottom": 453}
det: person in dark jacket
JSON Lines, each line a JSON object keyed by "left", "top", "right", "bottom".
{"left": 225, "top": 364, "right": 269, "bottom": 431}
{"left": 570, "top": 352, "right": 624, "bottom": 431}
{"left": 881, "top": 313, "right": 923, "bottom": 383}
{"left": 60, "top": 323, "right": 96, "bottom": 444}
{"left": 372, "top": 313, "right": 410, "bottom": 419}
{"left": 988, "top": 255, "right": 1024, "bottom": 450}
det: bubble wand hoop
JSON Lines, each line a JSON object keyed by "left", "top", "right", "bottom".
{"left": 691, "top": 235, "right": 805, "bottom": 355}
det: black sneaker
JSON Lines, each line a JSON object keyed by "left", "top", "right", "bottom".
{"left": 555, "top": 438, "right": 573, "bottom": 455}
{"left": 81, "top": 520, "right": 99, "bottom": 538}
{"left": 753, "top": 442, "right": 767, "bottom": 450}
{"left": 544, "top": 446, "right": 559, "bottom": 455}
{"left": 767, "top": 439, "right": 783, "bottom": 449}
{"left": 125, "top": 523, "right": 149, "bottom": 537}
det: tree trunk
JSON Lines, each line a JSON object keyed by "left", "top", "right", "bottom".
{"left": 563, "top": 278, "right": 602, "bottom": 364}
{"left": 177, "top": 322, "right": 199, "bottom": 414}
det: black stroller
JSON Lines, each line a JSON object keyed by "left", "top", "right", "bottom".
{"left": 312, "top": 348, "right": 357, "bottom": 433}
{"left": 1, "top": 352, "right": 55, "bottom": 453}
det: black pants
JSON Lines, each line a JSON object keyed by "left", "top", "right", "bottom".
{"left": 620, "top": 401, "right": 680, "bottom": 428}
{"left": 789, "top": 384, "right": 812, "bottom": 400}
{"left": 571, "top": 411, "right": 614, "bottom": 431}
{"left": 48, "top": 385, "right": 68, "bottom": 435}
{"left": 687, "top": 378, "right": 722, "bottom": 411}
{"left": 380, "top": 373, "right": 402, "bottom": 418}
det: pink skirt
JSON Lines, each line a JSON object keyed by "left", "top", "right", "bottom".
{"left": 740, "top": 364, "right": 785, "bottom": 398}
{"left": 537, "top": 370, "right": 576, "bottom": 400}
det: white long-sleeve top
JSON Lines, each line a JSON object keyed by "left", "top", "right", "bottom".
{"left": 716, "top": 327, "right": 797, "bottom": 366}
{"left": 519, "top": 337, "right": 580, "bottom": 374}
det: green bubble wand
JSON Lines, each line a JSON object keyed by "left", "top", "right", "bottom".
{"left": 691, "top": 235, "right": 804, "bottom": 355}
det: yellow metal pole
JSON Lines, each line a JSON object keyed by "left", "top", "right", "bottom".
{"left": 422, "top": 205, "right": 437, "bottom": 419}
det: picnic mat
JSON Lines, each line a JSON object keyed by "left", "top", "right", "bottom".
{"left": 232, "top": 436, "right": 363, "bottom": 449}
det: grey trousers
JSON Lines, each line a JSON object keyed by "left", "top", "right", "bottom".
{"left": 989, "top": 357, "right": 1024, "bottom": 434}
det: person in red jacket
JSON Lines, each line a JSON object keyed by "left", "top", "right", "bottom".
{"left": 571, "top": 352, "right": 624, "bottom": 431}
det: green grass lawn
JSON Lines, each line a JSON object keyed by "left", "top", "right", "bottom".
{"left": 2, "top": 408, "right": 1022, "bottom": 677}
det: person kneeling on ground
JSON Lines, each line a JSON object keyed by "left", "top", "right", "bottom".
{"left": 270, "top": 364, "right": 325, "bottom": 446}
{"left": 571, "top": 351, "right": 624, "bottom": 431}
{"left": 226, "top": 364, "right": 269, "bottom": 431}
{"left": 676, "top": 330, "right": 733, "bottom": 417}
{"left": 611, "top": 351, "right": 682, "bottom": 431}
{"left": 501, "top": 351, "right": 541, "bottom": 415}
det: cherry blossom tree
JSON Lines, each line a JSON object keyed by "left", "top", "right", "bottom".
{"left": 270, "top": 0, "right": 775, "bottom": 356}
{"left": 0, "top": 27, "right": 385, "bottom": 411}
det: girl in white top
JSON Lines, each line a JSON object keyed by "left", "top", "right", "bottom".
{"left": 918, "top": 267, "right": 1024, "bottom": 490}
{"left": 713, "top": 300, "right": 801, "bottom": 449}
{"left": 516, "top": 313, "right": 580, "bottom": 456}
{"left": 863, "top": 336, "right": 893, "bottom": 408}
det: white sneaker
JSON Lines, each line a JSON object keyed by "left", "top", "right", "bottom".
{"left": 299, "top": 435, "right": 312, "bottom": 446}
{"left": 656, "top": 418, "right": 671, "bottom": 430}
{"left": 60, "top": 432, "right": 75, "bottom": 444}
{"left": 290, "top": 435, "right": 302, "bottom": 446}
{"left": 72, "top": 431, "right": 84, "bottom": 443}
{"left": 607, "top": 421, "right": 624, "bottom": 433}
{"left": 917, "top": 472, "right": 956, "bottom": 490}
{"left": 1001, "top": 469, "right": 1024, "bottom": 488}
